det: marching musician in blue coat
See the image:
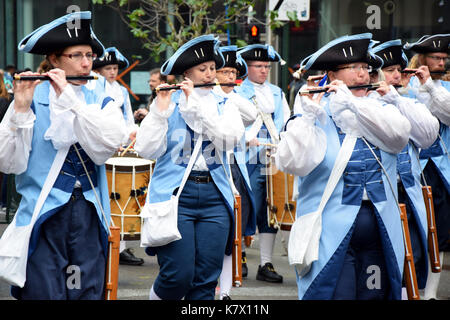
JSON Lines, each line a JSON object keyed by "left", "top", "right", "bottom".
{"left": 214, "top": 45, "right": 257, "bottom": 299}
{"left": 370, "top": 39, "right": 439, "bottom": 296}
{"left": 93, "top": 47, "right": 143, "bottom": 266}
{"left": 403, "top": 34, "right": 450, "bottom": 300}
{"left": 93, "top": 47, "right": 137, "bottom": 145}
{"left": 134, "top": 35, "right": 245, "bottom": 300}
{"left": 277, "top": 33, "right": 411, "bottom": 299}
{"left": 0, "top": 11, "right": 127, "bottom": 299}
{"left": 235, "top": 44, "right": 290, "bottom": 283}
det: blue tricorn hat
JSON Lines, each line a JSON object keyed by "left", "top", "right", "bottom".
{"left": 237, "top": 44, "right": 284, "bottom": 64}
{"left": 403, "top": 34, "right": 450, "bottom": 54}
{"left": 372, "top": 39, "right": 408, "bottom": 70}
{"left": 300, "top": 33, "right": 383, "bottom": 71}
{"left": 93, "top": 47, "right": 129, "bottom": 69}
{"left": 218, "top": 45, "right": 248, "bottom": 79}
{"left": 18, "top": 11, "right": 104, "bottom": 57}
{"left": 161, "top": 34, "right": 225, "bottom": 76}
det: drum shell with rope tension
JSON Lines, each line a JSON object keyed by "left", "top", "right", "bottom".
{"left": 266, "top": 159, "right": 297, "bottom": 231}
{"left": 105, "top": 156, "right": 155, "bottom": 241}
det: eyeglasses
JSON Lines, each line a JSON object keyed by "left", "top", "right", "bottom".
{"left": 336, "top": 64, "right": 372, "bottom": 73}
{"left": 426, "top": 55, "right": 449, "bottom": 63}
{"left": 248, "top": 64, "right": 271, "bottom": 70}
{"left": 383, "top": 66, "right": 402, "bottom": 73}
{"left": 60, "top": 52, "right": 97, "bottom": 62}
{"left": 216, "top": 70, "right": 238, "bottom": 76}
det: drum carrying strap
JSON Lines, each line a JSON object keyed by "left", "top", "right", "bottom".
{"left": 248, "top": 97, "right": 280, "bottom": 144}
{"left": 0, "top": 146, "right": 69, "bottom": 288}
{"left": 72, "top": 144, "right": 113, "bottom": 232}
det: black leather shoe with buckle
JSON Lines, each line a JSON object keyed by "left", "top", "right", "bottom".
{"left": 256, "top": 262, "right": 283, "bottom": 283}
{"left": 119, "top": 248, "right": 144, "bottom": 266}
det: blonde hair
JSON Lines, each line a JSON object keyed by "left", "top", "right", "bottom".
{"left": 407, "top": 54, "right": 423, "bottom": 69}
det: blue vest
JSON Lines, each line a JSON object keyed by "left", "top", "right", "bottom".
{"left": 117, "top": 84, "right": 130, "bottom": 121}
{"left": 145, "top": 90, "right": 237, "bottom": 254}
{"left": 292, "top": 99, "right": 404, "bottom": 300}
{"left": 408, "top": 79, "right": 450, "bottom": 193}
{"left": 14, "top": 79, "right": 114, "bottom": 256}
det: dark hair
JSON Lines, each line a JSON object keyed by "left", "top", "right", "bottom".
{"left": 45, "top": 48, "right": 66, "bottom": 68}
{"left": 38, "top": 59, "right": 53, "bottom": 73}
{"left": 150, "top": 68, "right": 167, "bottom": 82}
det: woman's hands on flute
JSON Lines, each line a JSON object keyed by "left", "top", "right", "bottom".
{"left": 374, "top": 81, "right": 390, "bottom": 96}
{"left": 46, "top": 68, "right": 69, "bottom": 97}
{"left": 13, "top": 71, "right": 41, "bottom": 113}
{"left": 155, "top": 83, "right": 176, "bottom": 113}
{"left": 179, "top": 77, "right": 194, "bottom": 98}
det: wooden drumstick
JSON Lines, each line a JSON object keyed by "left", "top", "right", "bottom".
{"left": 260, "top": 142, "right": 278, "bottom": 148}
{"left": 120, "top": 138, "right": 136, "bottom": 157}
{"left": 307, "top": 74, "right": 326, "bottom": 82}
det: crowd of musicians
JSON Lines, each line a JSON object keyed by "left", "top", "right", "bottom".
{"left": 0, "top": 10, "right": 449, "bottom": 300}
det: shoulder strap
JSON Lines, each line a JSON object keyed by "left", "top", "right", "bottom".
{"left": 31, "top": 146, "right": 70, "bottom": 225}
{"left": 251, "top": 96, "right": 280, "bottom": 144}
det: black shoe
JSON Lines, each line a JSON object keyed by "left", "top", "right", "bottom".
{"left": 221, "top": 294, "right": 232, "bottom": 300}
{"left": 256, "top": 263, "right": 283, "bottom": 283}
{"left": 242, "top": 252, "right": 248, "bottom": 278}
{"left": 119, "top": 248, "right": 144, "bottom": 266}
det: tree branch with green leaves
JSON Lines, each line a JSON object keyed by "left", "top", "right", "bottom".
{"left": 92, "top": 0, "right": 298, "bottom": 62}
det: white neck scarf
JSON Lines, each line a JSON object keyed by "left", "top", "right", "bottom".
{"left": 250, "top": 80, "right": 275, "bottom": 114}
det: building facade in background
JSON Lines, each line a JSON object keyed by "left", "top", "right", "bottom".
{"left": 1, "top": 0, "right": 449, "bottom": 109}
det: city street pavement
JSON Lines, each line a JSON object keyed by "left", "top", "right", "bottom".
{"left": 0, "top": 218, "right": 449, "bottom": 300}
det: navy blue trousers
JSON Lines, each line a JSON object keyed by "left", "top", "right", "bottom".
{"left": 19, "top": 189, "right": 106, "bottom": 300}
{"left": 153, "top": 172, "right": 231, "bottom": 300}
{"left": 333, "top": 201, "right": 390, "bottom": 300}
{"left": 248, "top": 162, "right": 277, "bottom": 234}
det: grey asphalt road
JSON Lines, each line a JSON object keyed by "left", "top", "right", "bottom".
{"left": 0, "top": 220, "right": 449, "bottom": 300}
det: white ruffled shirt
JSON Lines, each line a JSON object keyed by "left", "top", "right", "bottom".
{"left": 134, "top": 88, "right": 245, "bottom": 172}
{"left": 276, "top": 84, "right": 412, "bottom": 178}
{"left": 0, "top": 82, "right": 128, "bottom": 175}
{"left": 104, "top": 80, "right": 137, "bottom": 145}
{"left": 212, "top": 85, "right": 258, "bottom": 126}
{"left": 409, "top": 77, "right": 450, "bottom": 127}
{"left": 368, "top": 87, "right": 439, "bottom": 149}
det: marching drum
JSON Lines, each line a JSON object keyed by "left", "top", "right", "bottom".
{"left": 266, "top": 157, "right": 297, "bottom": 231}
{"left": 105, "top": 156, "right": 155, "bottom": 241}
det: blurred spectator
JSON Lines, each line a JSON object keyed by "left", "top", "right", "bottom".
{"left": 0, "top": 74, "right": 11, "bottom": 213}
{"left": 133, "top": 68, "right": 167, "bottom": 124}
{"left": 0, "top": 73, "right": 11, "bottom": 122}
{"left": 1, "top": 68, "right": 13, "bottom": 94}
